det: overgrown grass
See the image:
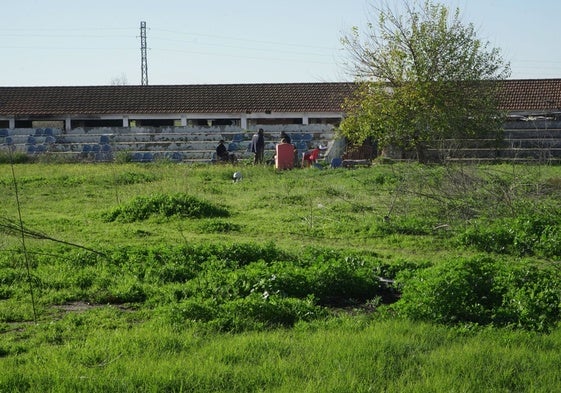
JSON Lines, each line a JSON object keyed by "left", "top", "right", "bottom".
{"left": 2, "top": 161, "right": 561, "bottom": 391}
{"left": 3, "top": 317, "right": 561, "bottom": 392}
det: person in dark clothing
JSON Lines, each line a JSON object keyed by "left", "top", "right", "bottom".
{"left": 250, "top": 128, "right": 265, "bottom": 164}
{"left": 216, "top": 140, "right": 234, "bottom": 162}
{"left": 280, "top": 131, "right": 291, "bottom": 145}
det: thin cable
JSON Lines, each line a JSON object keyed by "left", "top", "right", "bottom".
{"left": 9, "top": 149, "right": 37, "bottom": 323}
{"left": 155, "top": 28, "right": 337, "bottom": 50}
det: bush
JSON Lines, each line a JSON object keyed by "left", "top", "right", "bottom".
{"left": 0, "top": 151, "right": 31, "bottom": 164}
{"left": 458, "top": 212, "right": 561, "bottom": 258}
{"left": 214, "top": 294, "right": 325, "bottom": 332}
{"left": 102, "top": 193, "right": 230, "bottom": 222}
{"left": 395, "top": 256, "right": 501, "bottom": 325}
{"left": 394, "top": 256, "right": 561, "bottom": 332}
{"left": 162, "top": 294, "right": 324, "bottom": 332}
{"left": 458, "top": 222, "right": 516, "bottom": 254}
{"left": 306, "top": 257, "right": 381, "bottom": 306}
{"left": 494, "top": 264, "right": 561, "bottom": 332}
{"left": 211, "top": 242, "right": 289, "bottom": 268}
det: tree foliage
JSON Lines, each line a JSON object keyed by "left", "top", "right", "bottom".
{"left": 340, "top": 0, "right": 511, "bottom": 162}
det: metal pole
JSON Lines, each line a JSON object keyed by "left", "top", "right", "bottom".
{"left": 140, "top": 21, "right": 148, "bottom": 85}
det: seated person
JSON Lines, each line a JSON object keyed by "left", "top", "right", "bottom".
{"left": 302, "top": 147, "right": 320, "bottom": 167}
{"left": 275, "top": 138, "right": 295, "bottom": 169}
{"left": 216, "top": 140, "right": 234, "bottom": 162}
{"left": 280, "top": 131, "right": 291, "bottom": 145}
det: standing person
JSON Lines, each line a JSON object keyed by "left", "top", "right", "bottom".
{"left": 250, "top": 128, "right": 265, "bottom": 164}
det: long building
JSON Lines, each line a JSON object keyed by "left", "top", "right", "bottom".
{"left": 0, "top": 83, "right": 354, "bottom": 131}
{"left": 2, "top": 79, "right": 560, "bottom": 128}
{"left": 1, "top": 80, "right": 561, "bottom": 162}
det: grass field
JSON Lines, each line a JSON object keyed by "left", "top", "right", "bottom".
{"left": 2, "top": 160, "right": 561, "bottom": 392}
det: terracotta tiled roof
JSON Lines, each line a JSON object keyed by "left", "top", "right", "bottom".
{"left": 0, "top": 83, "right": 355, "bottom": 116}
{"left": 497, "top": 79, "right": 561, "bottom": 112}
{"left": 1, "top": 79, "right": 560, "bottom": 117}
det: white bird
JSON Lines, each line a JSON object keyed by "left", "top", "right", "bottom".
{"left": 232, "top": 171, "right": 242, "bottom": 183}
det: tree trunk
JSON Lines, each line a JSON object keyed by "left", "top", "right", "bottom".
{"left": 415, "top": 141, "right": 428, "bottom": 164}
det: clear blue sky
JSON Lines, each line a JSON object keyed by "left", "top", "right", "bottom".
{"left": 1, "top": 0, "right": 559, "bottom": 86}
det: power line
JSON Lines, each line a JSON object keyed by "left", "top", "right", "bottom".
{"left": 149, "top": 35, "right": 338, "bottom": 58}
{"left": 151, "top": 47, "right": 339, "bottom": 66}
{"left": 155, "top": 28, "right": 337, "bottom": 51}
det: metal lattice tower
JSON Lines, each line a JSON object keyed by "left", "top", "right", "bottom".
{"left": 140, "top": 21, "right": 148, "bottom": 86}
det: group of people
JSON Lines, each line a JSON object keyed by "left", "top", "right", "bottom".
{"left": 216, "top": 128, "right": 266, "bottom": 165}
{"left": 276, "top": 130, "right": 320, "bottom": 167}
{"left": 216, "top": 129, "right": 320, "bottom": 167}
{"left": 251, "top": 129, "right": 300, "bottom": 166}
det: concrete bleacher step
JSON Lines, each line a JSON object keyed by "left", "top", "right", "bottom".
{"left": 429, "top": 147, "right": 561, "bottom": 160}
{"left": 0, "top": 126, "right": 334, "bottom": 163}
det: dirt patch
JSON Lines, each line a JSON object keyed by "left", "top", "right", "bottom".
{"left": 54, "top": 301, "right": 96, "bottom": 312}
{"left": 53, "top": 301, "right": 134, "bottom": 314}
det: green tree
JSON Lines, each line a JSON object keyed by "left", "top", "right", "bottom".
{"left": 340, "top": 0, "right": 511, "bottom": 162}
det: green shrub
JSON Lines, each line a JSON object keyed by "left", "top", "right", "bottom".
{"left": 395, "top": 256, "right": 501, "bottom": 325}
{"left": 161, "top": 293, "right": 324, "bottom": 332}
{"left": 102, "top": 193, "right": 230, "bottom": 222}
{"left": 214, "top": 294, "right": 325, "bottom": 332}
{"left": 104, "top": 243, "right": 384, "bottom": 330}
{"left": 458, "top": 212, "right": 561, "bottom": 257}
{"left": 373, "top": 258, "right": 431, "bottom": 280}
{"left": 458, "top": 222, "right": 516, "bottom": 254}
{"left": 0, "top": 151, "right": 30, "bottom": 164}
{"left": 494, "top": 264, "right": 561, "bottom": 332}
{"left": 394, "top": 256, "right": 561, "bottom": 332}
{"left": 210, "top": 242, "right": 288, "bottom": 268}
{"left": 307, "top": 257, "right": 381, "bottom": 306}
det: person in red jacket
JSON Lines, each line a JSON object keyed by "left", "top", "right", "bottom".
{"left": 302, "top": 147, "right": 320, "bottom": 167}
